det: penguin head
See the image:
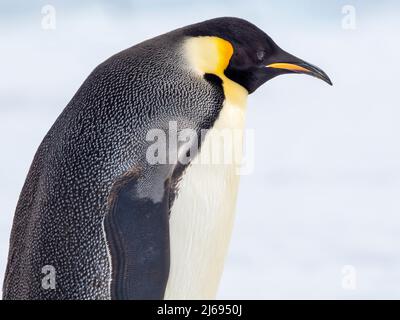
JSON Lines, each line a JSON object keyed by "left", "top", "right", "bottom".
{"left": 183, "top": 17, "right": 332, "bottom": 93}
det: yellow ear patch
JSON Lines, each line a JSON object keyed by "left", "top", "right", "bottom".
{"left": 184, "top": 36, "right": 248, "bottom": 107}
{"left": 185, "top": 36, "right": 233, "bottom": 75}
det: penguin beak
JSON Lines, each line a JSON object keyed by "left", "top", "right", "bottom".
{"left": 267, "top": 55, "right": 332, "bottom": 85}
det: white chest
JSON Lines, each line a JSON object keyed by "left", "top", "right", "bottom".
{"left": 164, "top": 101, "right": 247, "bottom": 299}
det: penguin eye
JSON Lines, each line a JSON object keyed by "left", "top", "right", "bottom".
{"left": 256, "top": 50, "right": 265, "bottom": 62}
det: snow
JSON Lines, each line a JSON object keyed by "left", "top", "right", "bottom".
{"left": 1, "top": 1, "right": 400, "bottom": 299}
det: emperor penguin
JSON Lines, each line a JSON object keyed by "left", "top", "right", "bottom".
{"left": 2, "top": 17, "right": 331, "bottom": 300}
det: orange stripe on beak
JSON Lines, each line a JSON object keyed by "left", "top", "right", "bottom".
{"left": 266, "top": 63, "right": 311, "bottom": 73}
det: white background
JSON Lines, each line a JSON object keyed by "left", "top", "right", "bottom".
{"left": 1, "top": 0, "right": 399, "bottom": 299}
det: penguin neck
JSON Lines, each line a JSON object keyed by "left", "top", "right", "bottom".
{"left": 184, "top": 36, "right": 248, "bottom": 107}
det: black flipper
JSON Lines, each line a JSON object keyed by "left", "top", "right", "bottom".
{"left": 104, "top": 172, "right": 170, "bottom": 300}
